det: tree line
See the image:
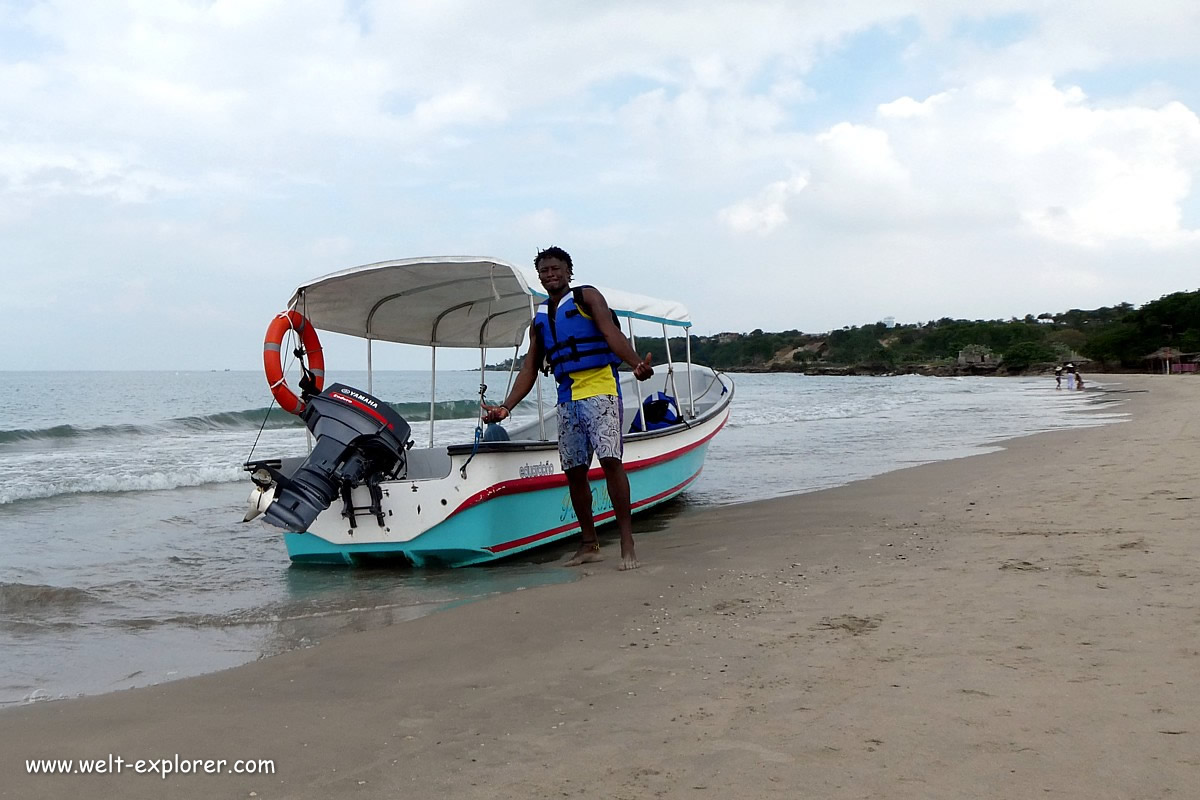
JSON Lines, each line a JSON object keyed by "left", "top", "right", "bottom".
{"left": 631, "top": 289, "right": 1200, "bottom": 372}
{"left": 490, "top": 289, "right": 1200, "bottom": 373}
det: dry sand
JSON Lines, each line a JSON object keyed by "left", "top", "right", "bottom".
{"left": 3, "top": 374, "right": 1198, "bottom": 799}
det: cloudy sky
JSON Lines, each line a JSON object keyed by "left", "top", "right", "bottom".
{"left": 3, "top": 0, "right": 1199, "bottom": 370}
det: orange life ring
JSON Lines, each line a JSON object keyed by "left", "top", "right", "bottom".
{"left": 263, "top": 311, "right": 325, "bottom": 415}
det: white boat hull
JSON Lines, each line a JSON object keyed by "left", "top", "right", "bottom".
{"left": 273, "top": 373, "right": 732, "bottom": 566}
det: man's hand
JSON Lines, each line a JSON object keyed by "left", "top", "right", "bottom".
{"left": 633, "top": 353, "right": 654, "bottom": 381}
{"left": 481, "top": 403, "right": 510, "bottom": 424}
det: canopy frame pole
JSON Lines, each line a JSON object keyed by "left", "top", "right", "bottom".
{"left": 531, "top": 296, "right": 547, "bottom": 441}
{"left": 429, "top": 345, "right": 437, "bottom": 448}
{"left": 505, "top": 345, "right": 518, "bottom": 396}
{"left": 661, "top": 323, "right": 679, "bottom": 404}
{"left": 477, "top": 310, "right": 495, "bottom": 428}
{"left": 300, "top": 290, "right": 314, "bottom": 453}
{"left": 366, "top": 339, "right": 373, "bottom": 394}
{"left": 478, "top": 345, "right": 488, "bottom": 421}
{"left": 686, "top": 332, "right": 695, "bottom": 418}
{"left": 629, "top": 318, "right": 645, "bottom": 431}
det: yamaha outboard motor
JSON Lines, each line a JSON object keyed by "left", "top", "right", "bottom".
{"left": 260, "top": 383, "right": 411, "bottom": 532}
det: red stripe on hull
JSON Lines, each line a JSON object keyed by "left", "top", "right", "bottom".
{"left": 450, "top": 414, "right": 727, "bottom": 519}
{"left": 484, "top": 468, "right": 703, "bottom": 554}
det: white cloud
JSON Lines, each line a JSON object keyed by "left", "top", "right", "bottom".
{"left": 816, "top": 123, "right": 910, "bottom": 188}
{"left": 749, "top": 79, "right": 1200, "bottom": 249}
{"left": 3, "top": 1, "right": 1200, "bottom": 367}
{"left": 719, "top": 175, "right": 809, "bottom": 235}
{"left": 877, "top": 92, "right": 950, "bottom": 118}
{"left": 412, "top": 86, "right": 508, "bottom": 130}
{"left": 0, "top": 143, "right": 184, "bottom": 201}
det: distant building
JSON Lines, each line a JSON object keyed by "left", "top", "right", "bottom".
{"left": 882, "top": 316, "right": 896, "bottom": 329}
{"left": 715, "top": 332, "right": 742, "bottom": 343}
{"left": 957, "top": 345, "right": 998, "bottom": 366}
{"left": 1144, "top": 346, "right": 1199, "bottom": 375}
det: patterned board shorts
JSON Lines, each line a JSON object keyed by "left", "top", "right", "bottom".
{"left": 557, "top": 394, "right": 624, "bottom": 471}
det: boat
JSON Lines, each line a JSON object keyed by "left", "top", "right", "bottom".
{"left": 242, "top": 256, "right": 734, "bottom": 567}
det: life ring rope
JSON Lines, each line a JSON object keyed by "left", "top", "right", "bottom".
{"left": 263, "top": 310, "right": 325, "bottom": 415}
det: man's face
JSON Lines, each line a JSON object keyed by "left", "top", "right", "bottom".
{"left": 535, "top": 257, "right": 570, "bottom": 293}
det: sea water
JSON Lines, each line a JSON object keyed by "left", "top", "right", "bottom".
{"left": 0, "top": 370, "right": 1123, "bottom": 705}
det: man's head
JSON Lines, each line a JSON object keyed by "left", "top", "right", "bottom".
{"left": 534, "top": 246, "right": 573, "bottom": 294}
{"left": 535, "top": 246, "right": 573, "bottom": 276}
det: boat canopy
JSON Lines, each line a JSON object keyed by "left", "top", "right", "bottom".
{"left": 287, "top": 256, "right": 691, "bottom": 349}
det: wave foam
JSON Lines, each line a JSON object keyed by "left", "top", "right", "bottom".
{"left": 0, "top": 466, "right": 246, "bottom": 505}
{"left": 0, "top": 398, "right": 486, "bottom": 446}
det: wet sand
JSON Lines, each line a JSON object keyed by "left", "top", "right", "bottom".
{"left": 3, "top": 375, "right": 1198, "bottom": 799}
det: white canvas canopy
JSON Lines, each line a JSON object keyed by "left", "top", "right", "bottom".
{"left": 287, "top": 256, "right": 691, "bottom": 349}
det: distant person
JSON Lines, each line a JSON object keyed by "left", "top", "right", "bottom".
{"left": 1065, "top": 363, "right": 1077, "bottom": 391}
{"left": 1076, "top": 371, "right": 1085, "bottom": 391}
{"left": 1054, "top": 365, "right": 1063, "bottom": 389}
{"left": 482, "top": 246, "right": 654, "bottom": 571}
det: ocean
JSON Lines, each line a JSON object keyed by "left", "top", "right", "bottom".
{"left": 0, "top": 369, "right": 1124, "bottom": 706}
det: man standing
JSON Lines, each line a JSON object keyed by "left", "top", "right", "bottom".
{"left": 482, "top": 247, "right": 653, "bottom": 570}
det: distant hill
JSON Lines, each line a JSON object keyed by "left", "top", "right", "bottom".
{"left": 491, "top": 289, "right": 1200, "bottom": 375}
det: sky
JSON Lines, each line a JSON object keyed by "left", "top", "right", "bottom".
{"left": 3, "top": 0, "right": 1200, "bottom": 371}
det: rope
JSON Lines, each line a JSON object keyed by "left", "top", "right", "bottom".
{"left": 244, "top": 395, "right": 278, "bottom": 465}
{"left": 460, "top": 381, "right": 489, "bottom": 479}
{"left": 250, "top": 306, "right": 305, "bottom": 464}
{"left": 459, "top": 424, "right": 483, "bottom": 479}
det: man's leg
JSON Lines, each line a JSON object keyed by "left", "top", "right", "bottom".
{"left": 559, "top": 401, "right": 602, "bottom": 566}
{"left": 563, "top": 465, "right": 603, "bottom": 566}
{"left": 600, "top": 457, "right": 638, "bottom": 570}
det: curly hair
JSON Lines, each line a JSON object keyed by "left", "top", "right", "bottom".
{"left": 534, "top": 246, "right": 573, "bottom": 277}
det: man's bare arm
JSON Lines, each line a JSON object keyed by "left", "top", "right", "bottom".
{"left": 482, "top": 331, "right": 544, "bottom": 422}
{"left": 583, "top": 288, "right": 654, "bottom": 380}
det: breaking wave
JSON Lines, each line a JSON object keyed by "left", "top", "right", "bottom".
{"left": 0, "top": 466, "right": 248, "bottom": 506}
{"left": 0, "top": 399, "right": 485, "bottom": 446}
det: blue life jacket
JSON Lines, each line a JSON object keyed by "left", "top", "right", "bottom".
{"left": 533, "top": 286, "right": 622, "bottom": 385}
{"left": 631, "top": 391, "right": 682, "bottom": 431}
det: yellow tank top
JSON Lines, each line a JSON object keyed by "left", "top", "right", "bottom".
{"left": 565, "top": 305, "right": 619, "bottom": 400}
{"left": 567, "top": 364, "right": 619, "bottom": 400}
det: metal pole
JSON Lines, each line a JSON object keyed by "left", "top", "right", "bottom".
{"left": 662, "top": 323, "right": 678, "bottom": 402}
{"left": 629, "top": 318, "right": 644, "bottom": 431}
{"left": 506, "top": 345, "right": 518, "bottom": 396}
{"left": 367, "top": 339, "right": 373, "bottom": 394}
{"left": 429, "top": 345, "right": 437, "bottom": 448}
{"left": 478, "top": 346, "right": 487, "bottom": 425}
{"left": 686, "top": 332, "right": 695, "bottom": 418}
{"left": 531, "top": 296, "right": 546, "bottom": 441}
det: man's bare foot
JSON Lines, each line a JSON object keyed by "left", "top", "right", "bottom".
{"left": 565, "top": 541, "right": 603, "bottom": 567}
{"left": 618, "top": 549, "right": 640, "bottom": 571}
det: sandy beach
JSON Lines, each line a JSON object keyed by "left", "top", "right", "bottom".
{"left": 3, "top": 374, "right": 1197, "bottom": 799}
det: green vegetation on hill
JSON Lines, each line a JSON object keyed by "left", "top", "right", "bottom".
{"left": 490, "top": 289, "right": 1200, "bottom": 374}
{"left": 643, "top": 289, "right": 1200, "bottom": 373}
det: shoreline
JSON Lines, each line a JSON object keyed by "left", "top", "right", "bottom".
{"left": 5, "top": 375, "right": 1198, "bottom": 798}
{"left": 0, "top": 373, "right": 1114, "bottom": 708}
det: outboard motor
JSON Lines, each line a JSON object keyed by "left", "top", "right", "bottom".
{"left": 258, "top": 383, "right": 411, "bottom": 533}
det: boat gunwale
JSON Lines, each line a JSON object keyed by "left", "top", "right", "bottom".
{"left": 442, "top": 374, "right": 734, "bottom": 457}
